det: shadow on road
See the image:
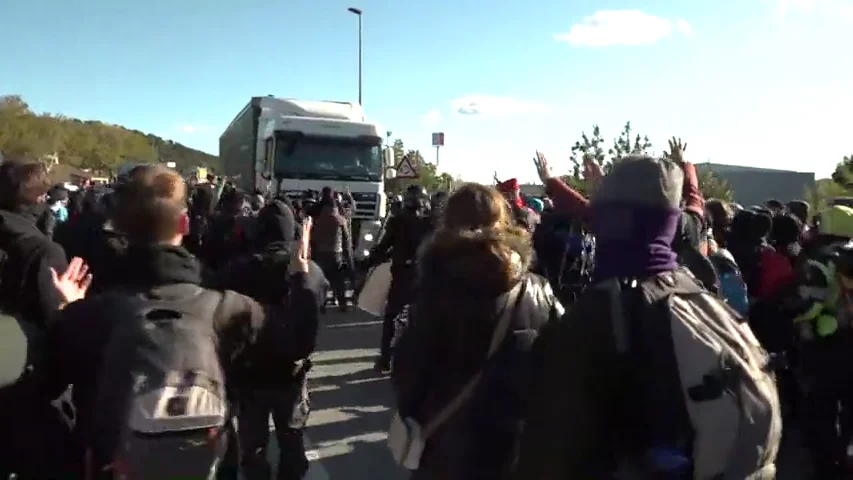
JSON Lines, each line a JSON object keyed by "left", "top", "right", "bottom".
{"left": 303, "top": 309, "right": 406, "bottom": 479}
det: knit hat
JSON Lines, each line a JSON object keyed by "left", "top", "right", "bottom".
{"left": 591, "top": 155, "right": 684, "bottom": 210}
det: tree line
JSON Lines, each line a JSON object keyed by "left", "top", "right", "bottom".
{"left": 0, "top": 94, "right": 220, "bottom": 174}
{"left": 389, "top": 121, "right": 735, "bottom": 201}
{"left": 807, "top": 154, "right": 853, "bottom": 213}
{"left": 562, "top": 121, "right": 734, "bottom": 202}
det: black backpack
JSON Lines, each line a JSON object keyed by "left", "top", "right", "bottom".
{"left": 90, "top": 285, "right": 238, "bottom": 479}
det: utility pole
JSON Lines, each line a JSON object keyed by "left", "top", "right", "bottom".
{"left": 348, "top": 7, "right": 363, "bottom": 106}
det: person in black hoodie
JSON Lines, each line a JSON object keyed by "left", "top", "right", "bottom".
{"left": 366, "top": 184, "right": 434, "bottom": 372}
{"left": 0, "top": 159, "right": 93, "bottom": 480}
{"left": 210, "top": 199, "right": 326, "bottom": 480}
{"left": 0, "top": 158, "right": 70, "bottom": 326}
{"left": 45, "top": 165, "right": 320, "bottom": 479}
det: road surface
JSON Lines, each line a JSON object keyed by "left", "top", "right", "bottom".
{"left": 265, "top": 306, "right": 812, "bottom": 479}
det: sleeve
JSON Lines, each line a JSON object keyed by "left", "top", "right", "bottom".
{"left": 368, "top": 215, "right": 398, "bottom": 267}
{"left": 34, "top": 242, "right": 69, "bottom": 327}
{"left": 213, "top": 275, "right": 321, "bottom": 363}
{"left": 341, "top": 217, "right": 354, "bottom": 267}
{"left": 391, "top": 304, "right": 439, "bottom": 419}
{"left": 681, "top": 161, "right": 705, "bottom": 219}
{"left": 791, "top": 259, "right": 830, "bottom": 324}
{"left": 513, "top": 301, "right": 623, "bottom": 479}
{"left": 544, "top": 177, "right": 591, "bottom": 220}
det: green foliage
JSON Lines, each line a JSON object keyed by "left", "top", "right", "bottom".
{"left": 0, "top": 94, "right": 218, "bottom": 173}
{"left": 697, "top": 170, "right": 734, "bottom": 202}
{"left": 567, "top": 122, "right": 736, "bottom": 202}
{"left": 385, "top": 139, "right": 454, "bottom": 194}
{"left": 805, "top": 178, "right": 851, "bottom": 215}
{"left": 831, "top": 154, "right": 853, "bottom": 187}
{"left": 570, "top": 122, "right": 653, "bottom": 179}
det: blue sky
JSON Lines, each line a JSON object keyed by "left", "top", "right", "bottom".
{"left": 3, "top": 0, "right": 851, "bottom": 183}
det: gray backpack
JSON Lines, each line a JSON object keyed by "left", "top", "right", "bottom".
{"left": 91, "top": 285, "right": 236, "bottom": 479}
{"left": 601, "top": 268, "right": 781, "bottom": 479}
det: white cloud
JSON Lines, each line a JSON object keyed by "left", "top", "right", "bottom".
{"left": 179, "top": 125, "right": 211, "bottom": 134}
{"left": 553, "top": 10, "right": 692, "bottom": 47}
{"left": 450, "top": 95, "right": 550, "bottom": 116}
{"left": 421, "top": 109, "right": 442, "bottom": 126}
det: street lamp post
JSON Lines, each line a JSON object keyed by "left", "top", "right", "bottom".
{"left": 347, "top": 7, "right": 363, "bottom": 106}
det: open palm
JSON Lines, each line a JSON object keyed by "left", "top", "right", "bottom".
{"left": 51, "top": 257, "right": 92, "bottom": 306}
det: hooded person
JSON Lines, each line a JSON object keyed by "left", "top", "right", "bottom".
{"left": 496, "top": 178, "right": 538, "bottom": 232}
{"left": 209, "top": 199, "right": 327, "bottom": 480}
{"left": 514, "top": 155, "right": 781, "bottom": 478}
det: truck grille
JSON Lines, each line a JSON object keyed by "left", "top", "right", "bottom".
{"left": 278, "top": 190, "right": 379, "bottom": 219}
{"left": 350, "top": 192, "right": 379, "bottom": 220}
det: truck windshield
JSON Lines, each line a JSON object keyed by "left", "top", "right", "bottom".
{"left": 274, "top": 134, "right": 382, "bottom": 181}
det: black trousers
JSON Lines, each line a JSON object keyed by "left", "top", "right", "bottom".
{"left": 380, "top": 267, "right": 416, "bottom": 362}
{"left": 315, "top": 251, "right": 347, "bottom": 306}
{"left": 237, "top": 383, "right": 310, "bottom": 480}
{"left": 799, "top": 336, "right": 853, "bottom": 478}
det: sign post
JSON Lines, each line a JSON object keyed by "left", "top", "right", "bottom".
{"left": 431, "top": 132, "right": 445, "bottom": 169}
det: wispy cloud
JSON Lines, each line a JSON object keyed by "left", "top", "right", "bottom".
{"left": 450, "top": 95, "right": 550, "bottom": 117}
{"left": 553, "top": 10, "right": 692, "bottom": 47}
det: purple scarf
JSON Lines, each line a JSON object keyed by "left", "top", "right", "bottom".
{"left": 591, "top": 203, "right": 681, "bottom": 280}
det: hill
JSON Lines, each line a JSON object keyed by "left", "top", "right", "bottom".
{"left": 0, "top": 94, "right": 220, "bottom": 175}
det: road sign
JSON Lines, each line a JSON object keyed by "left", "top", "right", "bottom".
{"left": 395, "top": 155, "right": 419, "bottom": 178}
{"left": 432, "top": 132, "right": 445, "bottom": 147}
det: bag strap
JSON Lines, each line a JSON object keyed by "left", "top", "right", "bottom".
{"left": 421, "top": 280, "right": 525, "bottom": 439}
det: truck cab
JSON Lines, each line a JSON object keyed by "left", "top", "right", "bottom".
{"left": 255, "top": 98, "right": 395, "bottom": 260}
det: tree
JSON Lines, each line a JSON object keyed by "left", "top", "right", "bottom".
{"left": 805, "top": 178, "right": 851, "bottom": 215}
{"left": 569, "top": 125, "right": 606, "bottom": 179}
{"left": 697, "top": 170, "right": 734, "bottom": 202}
{"left": 0, "top": 94, "right": 217, "bottom": 175}
{"left": 385, "top": 139, "right": 453, "bottom": 194}
{"left": 608, "top": 121, "right": 652, "bottom": 164}
{"left": 831, "top": 154, "right": 853, "bottom": 187}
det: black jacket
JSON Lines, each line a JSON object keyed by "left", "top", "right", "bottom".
{"left": 0, "top": 208, "right": 68, "bottom": 327}
{"left": 392, "top": 227, "right": 563, "bottom": 480}
{"left": 45, "top": 244, "right": 320, "bottom": 463}
{"left": 210, "top": 245, "right": 326, "bottom": 387}
{"left": 368, "top": 209, "right": 434, "bottom": 271}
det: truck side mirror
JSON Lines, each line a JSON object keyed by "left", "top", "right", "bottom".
{"left": 385, "top": 168, "right": 397, "bottom": 179}
{"left": 383, "top": 147, "right": 395, "bottom": 169}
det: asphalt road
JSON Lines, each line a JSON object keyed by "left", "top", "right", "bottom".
{"left": 265, "top": 306, "right": 813, "bottom": 480}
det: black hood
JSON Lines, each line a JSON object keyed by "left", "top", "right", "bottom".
{"left": 113, "top": 244, "right": 202, "bottom": 287}
{"left": 257, "top": 199, "right": 296, "bottom": 253}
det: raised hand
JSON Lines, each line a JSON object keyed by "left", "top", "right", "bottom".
{"left": 533, "top": 151, "right": 554, "bottom": 183}
{"left": 290, "top": 217, "right": 312, "bottom": 274}
{"left": 666, "top": 137, "right": 687, "bottom": 164}
{"left": 51, "top": 257, "right": 93, "bottom": 306}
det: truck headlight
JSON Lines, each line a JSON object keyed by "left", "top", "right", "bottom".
{"left": 363, "top": 233, "right": 374, "bottom": 242}
{"left": 363, "top": 250, "right": 370, "bottom": 257}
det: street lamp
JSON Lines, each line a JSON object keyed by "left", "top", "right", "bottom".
{"left": 347, "top": 7, "right": 363, "bottom": 106}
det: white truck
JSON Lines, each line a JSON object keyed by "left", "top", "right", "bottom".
{"left": 219, "top": 96, "right": 395, "bottom": 260}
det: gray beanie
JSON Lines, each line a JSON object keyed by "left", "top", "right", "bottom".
{"left": 591, "top": 155, "right": 684, "bottom": 210}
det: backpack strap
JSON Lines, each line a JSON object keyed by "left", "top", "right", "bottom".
{"left": 421, "top": 280, "right": 525, "bottom": 439}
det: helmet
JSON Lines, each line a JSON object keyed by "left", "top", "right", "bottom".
{"left": 403, "top": 185, "right": 428, "bottom": 210}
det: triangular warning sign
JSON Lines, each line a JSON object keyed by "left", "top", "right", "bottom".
{"left": 395, "top": 156, "right": 419, "bottom": 178}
